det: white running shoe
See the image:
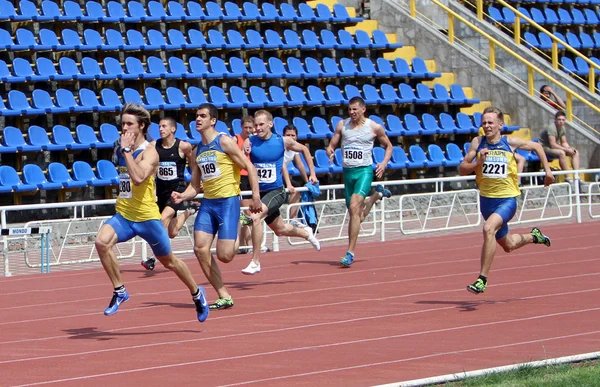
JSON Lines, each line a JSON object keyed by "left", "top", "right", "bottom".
{"left": 241, "top": 261, "right": 261, "bottom": 275}
{"left": 305, "top": 226, "right": 321, "bottom": 251}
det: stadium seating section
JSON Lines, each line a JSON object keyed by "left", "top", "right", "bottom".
{"left": 0, "top": 0, "right": 517, "bottom": 199}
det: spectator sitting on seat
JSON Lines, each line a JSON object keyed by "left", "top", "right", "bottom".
{"left": 539, "top": 111, "right": 580, "bottom": 183}
{"left": 539, "top": 85, "right": 566, "bottom": 110}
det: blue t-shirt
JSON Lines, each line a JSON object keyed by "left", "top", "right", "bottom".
{"left": 249, "top": 133, "right": 285, "bottom": 191}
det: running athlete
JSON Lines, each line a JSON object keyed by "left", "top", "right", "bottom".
{"left": 326, "top": 97, "right": 393, "bottom": 267}
{"left": 239, "top": 111, "right": 320, "bottom": 275}
{"left": 461, "top": 107, "right": 554, "bottom": 294}
{"left": 282, "top": 125, "right": 309, "bottom": 220}
{"left": 171, "top": 104, "right": 262, "bottom": 310}
{"left": 235, "top": 115, "right": 256, "bottom": 252}
{"left": 95, "top": 103, "right": 208, "bottom": 322}
{"left": 141, "top": 117, "right": 198, "bottom": 271}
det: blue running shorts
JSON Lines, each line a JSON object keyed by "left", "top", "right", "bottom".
{"left": 106, "top": 214, "right": 171, "bottom": 257}
{"left": 194, "top": 196, "right": 240, "bottom": 240}
{"left": 480, "top": 196, "right": 518, "bottom": 240}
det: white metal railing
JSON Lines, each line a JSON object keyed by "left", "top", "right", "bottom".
{"left": 1, "top": 169, "right": 599, "bottom": 276}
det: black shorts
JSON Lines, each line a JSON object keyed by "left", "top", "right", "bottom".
{"left": 240, "top": 175, "right": 251, "bottom": 193}
{"left": 260, "top": 187, "right": 288, "bottom": 225}
{"left": 156, "top": 184, "right": 186, "bottom": 213}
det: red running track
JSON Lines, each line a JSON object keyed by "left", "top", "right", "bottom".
{"left": 1, "top": 221, "right": 599, "bottom": 387}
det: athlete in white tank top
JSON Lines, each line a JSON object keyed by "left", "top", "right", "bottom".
{"left": 341, "top": 118, "right": 375, "bottom": 169}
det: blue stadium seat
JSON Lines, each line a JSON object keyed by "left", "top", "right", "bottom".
{"left": 248, "top": 57, "right": 272, "bottom": 79}
{"left": 0, "top": 165, "right": 37, "bottom": 192}
{"left": 122, "top": 88, "right": 143, "bottom": 106}
{"left": 544, "top": 8, "right": 559, "bottom": 25}
{"left": 412, "top": 57, "right": 441, "bottom": 78}
{"left": 488, "top": 6, "right": 504, "bottom": 23}
{"left": 311, "top": 117, "right": 333, "bottom": 139}
{"left": 229, "top": 57, "right": 251, "bottom": 78}
{"left": 403, "top": 114, "right": 426, "bottom": 136}
{"left": 324, "top": 85, "right": 346, "bottom": 106}
{"left": 13, "top": 57, "right": 45, "bottom": 82}
{"left": 307, "top": 86, "right": 329, "bottom": 106}
{"left": 248, "top": 86, "right": 270, "bottom": 108}
{"left": 76, "top": 124, "right": 103, "bottom": 149}
{"left": 385, "top": 115, "right": 406, "bottom": 137}
{"left": 188, "top": 86, "right": 208, "bottom": 105}
{"left": 575, "top": 57, "right": 590, "bottom": 75}
{"left": 427, "top": 144, "right": 446, "bottom": 167}
{"left": 28, "top": 125, "right": 65, "bottom": 151}
{"left": 56, "top": 88, "right": 87, "bottom": 113}
{"left": 23, "top": 164, "right": 63, "bottom": 190}
{"left": 0, "top": 28, "right": 13, "bottom": 50}
{"left": 449, "top": 84, "right": 480, "bottom": 105}
{"left": 314, "top": 149, "right": 332, "bottom": 174}
{"left": 230, "top": 85, "right": 262, "bottom": 109}
{"left": 292, "top": 117, "right": 314, "bottom": 140}
{"left": 0, "top": 59, "right": 11, "bottom": 82}
{"left": 393, "top": 58, "right": 412, "bottom": 78}
{"left": 417, "top": 83, "right": 447, "bottom": 104}
{"left": 99, "top": 124, "right": 120, "bottom": 147}
{"left": 98, "top": 88, "right": 122, "bottom": 111}
{"left": 399, "top": 83, "right": 428, "bottom": 104}
{"left": 584, "top": 8, "right": 599, "bottom": 25}
{"left": 561, "top": 57, "right": 578, "bottom": 75}
{"left": 439, "top": 113, "right": 459, "bottom": 135}
{"left": 579, "top": 32, "right": 595, "bottom": 50}
{"left": 73, "top": 160, "right": 112, "bottom": 186}
{"left": 333, "top": 148, "right": 344, "bottom": 172}
{"left": 529, "top": 8, "right": 545, "bottom": 25}
{"left": 53, "top": 125, "right": 90, "bottom": 150}
{"left": 273, "top": 117, "right": 289, "bottom": 136}
{"left": 3, "top": 126, "right": 41, "bottom": 152}
{"left": 524, "top": 32, "right": 540, "bottom": 49}
{"left": 287, "top": 86, "right": 312, "bottom": 107}
{"left": 17, "top": 0, "right": 40, "bottom": 21}
{"left": 8, "top": 90, "right": 45, "bottom": 115}
{"left": 33, "top": 89, "right": 70, "bottom": 114}
{"left": 463, "top": 142, "right": 471, "bottom": 156}
{"left": 147, "top": 123, "right": 160, "bottom": 141}
{"left": 421, "top": 113, "right": 444, "bottom": 135}
{"left": 445, "top": 143, "right": 464, "bottom": 167}
{"left": 96, "top": 160, "right": 119, "bottom": 185}
{"left": 409, "top": 145, "right": 431, "bottom": 168}
{"left": 390, "top": 146, "right": 409, "bottom": 169}
{"left": 372, "top": 146, "right": 386, "bottom": 170}
{"left": 379, "top": 84, "right": 403, "bottom": 104}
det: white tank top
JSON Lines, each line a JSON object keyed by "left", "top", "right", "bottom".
{"left": 284, "top": 149, "right": 298, "bottom": 165}
{"left": 341, "top": 118, "right": 374, "bottom": 168}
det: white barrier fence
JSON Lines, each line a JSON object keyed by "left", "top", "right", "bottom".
{"left": 1, "top": 169, "right": 599, "bottom": 277}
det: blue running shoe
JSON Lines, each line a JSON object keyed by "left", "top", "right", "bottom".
{"left": 104, "top": 290, "right": 129, "bottom": 316}
{"left": 376, "top": 184, "right": 392, "bottom": 198}
{"left": 340, "top": 252, "right": 354, "bottom": 267}
{"left": 193, "top": 286, "right": 209, "bottom": 322}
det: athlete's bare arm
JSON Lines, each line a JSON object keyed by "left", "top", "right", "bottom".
{"left": 220, "top": 135, "right": 262, "bottom": 213}
{"left": 284, "top": 137, "right": 317, "bottom": 184}
{"left": 372, "top": 123, "right": 392, "bottom": 179}
{"left": 459, "top": 136, "right": 483, "bottom": 176}
{"left": 326, "top": 121, "right": 343, "bottom": 162}
{"left": 121, "top": 133, "right": 158, "bottom": 185}
{"left": 508, "top": 137, "right": 554, "bottom": 187}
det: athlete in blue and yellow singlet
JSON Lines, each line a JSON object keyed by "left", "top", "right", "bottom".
{"left": 171, "top": 104, "right": 262, "bottom": 310}
{"left": 460, "top": 107, "right": 554, "bottom": 295}
{"left": 96, "top": 103, "right": 208, "bottom": 322}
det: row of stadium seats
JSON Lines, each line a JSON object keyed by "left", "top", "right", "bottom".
{"left": 501, "top": 0, "right": 600, "bottom": 5}
{"left": 0, "top": 83, "right": 477, "bottom": 116}
{"left": 0, "top": 55, "right": 438, "bottom": 84}
{"left": 489, "top": 5, "right": 600, "bottom": 25}
{"left": 524, "top": 31, "right": 600, "bottom": 50}
{"left": 561, "top": 55, "right": 600, "bottom": 74}
{"left": 0, "top": 27, "right": 400, "bottom": 53}
{"left": 1, "top": 1, "right": 360, "bottom": 25}
{"left": 0, "top": 142, "right": 472, "bottom": 192}
{"left": 0, "top": 111, "right": 489, "bottom": 154}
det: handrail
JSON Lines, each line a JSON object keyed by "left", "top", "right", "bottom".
{"left": 480, "top": 0, "right": 599, "bottom": 94}
{"left": 405, "top": 0, "right": 600, "bottom": 134}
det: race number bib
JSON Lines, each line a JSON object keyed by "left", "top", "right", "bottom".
{"left": 157, "top": 161, "right": 177, "bottom": 181}
{"left": 255, "top": 163, "right": 276, "bottom": 184}
{"left": 198, "top": 151, "right": 221, "bottom": 181}
{"left": 118, "top": 172, "right": 132, "bottom": 198}
{"left": 482, "top": 161, "right": 507, "bottom": 178}
{"left": 343, "top": 147, "right": 367, "bottom": 163}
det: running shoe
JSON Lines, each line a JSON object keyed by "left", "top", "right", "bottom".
{"left": 340, "top": 251, "right": 354, "bottom": 267}
{"left": 305, "top": 225, "right": 321, "bottom": 251}
{"left": 466, "top": 278, "right": 486, "bottom": 294}
{"left": 376, "top": 184, "right": 392, "bottom": 198}
{"left": 531, "top": 227, "right": 551, "bottom": 247}
{"left": 193, "top": 286, "right": 209, "bottom": 323}
{"left": 241, "top": 260, "right": 261, "bottom": 275}
{"left": 141, "top": 257, "right": 156, "bottom": 271}
{"left": 104, "top": 289, "right": 130, "bottom": 316}
{"left": 239, "top": 213, "right": 253, "bottom": 226}
{"left": 209, "top": 297, "right": 234, "bottom": 310}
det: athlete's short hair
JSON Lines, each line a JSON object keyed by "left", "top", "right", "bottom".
{"left": 198, "top": 103, "right": 218, "bottom": 120}
{"left": 348, "top": 96, "right": 366, "bottom": 107}
{"left": 283, "top": 125, "right": 297, "bottom": 136}
{"left": 254, "top": 109, "right": 273, "bottom": 122}
{"left": 241, "top": 115, "right": 255, "bottom": 126}
{"left": 482, "top": 106, "right": 504, "bottom": 123}
{"left": 121, "top": 103, "right": 151, "bottom": 134}
{"left": 160, "top": 117, "right": 177, "bottom": 129}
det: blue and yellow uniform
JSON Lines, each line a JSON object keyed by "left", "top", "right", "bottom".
{"left": 194, "top": 133, "right": 241, "bottom": 239}
{"left": 107, "top": 142, "right": 171, "bottom": 256}
{"left": 476, "top": 135, "right": 520, "bottom": 240}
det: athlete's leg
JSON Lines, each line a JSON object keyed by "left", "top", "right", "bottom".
{"left": 479, "top": 213, "right": 504, "bottom": 277}
{"left": 96, "top": 214, "right": 135, "bottom": 288}
{"left": 95, "top": 223, "right": 123, "bottom": 288}
{"left": 360, "top": 192, "right": 380, "bottom": 222}
{"left": 347, "top": 193, "right": 366, "bottom": 254}
{"left": 288, "top": 191, "right": 302, "bottom": 219}
{"left": 194, "top": 230, "right": 229, "bottom": 296}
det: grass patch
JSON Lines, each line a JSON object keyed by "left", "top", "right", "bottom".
{"left": 441, "top": 360, "right": 600, "bottom": 386}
